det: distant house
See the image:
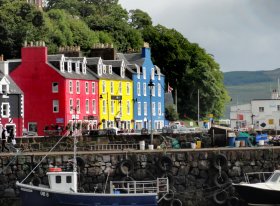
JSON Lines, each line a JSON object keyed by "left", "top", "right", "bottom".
{"left": 0, "top": 56, "right": 24, "bottom": 137}
{"left": 118, "top": 43, "right": 166, "bottom": 131}
{"left": 9, "top": 43, "right": 99, "bottom": 136}
{"left": 230, "top": 89, "right": 280, "bottom": 131}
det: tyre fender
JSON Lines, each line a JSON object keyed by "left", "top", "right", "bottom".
{"left": 212, "top": 153, "right": 228, "bottom": 170}
{"left": 121, "top": 176, "right": 135, "bottom": 189}
{"left": 213, "top": 171, "right": 229, "bottom": 187}
{"left": 163, "top": 189, "right": 174, "bottom": 201}
{"left": 31, "top": 177, "right": 41, "bottom": 186}
{"left": 76, "top": 156, "right": 86, "bottom": 169}
{"left": 213, "top": 190, "right": 228, "bottom": 205}
{"left": 120, "top": 159, "right": 134, "bottom": 175}
{"left": 170, "top": 198, "right": 182, "bottom": 206}
{"left": 158, "top": 156, "right": 173, "bottom": 171}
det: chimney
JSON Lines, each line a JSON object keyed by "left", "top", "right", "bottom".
{"left": 58, "top": 46, "right": 82, "bottom": 57}
{"left": 0, "top": 56, "right": 9, "bottom": 75}
{"left": 141, "top": 42, "right": 151, "bottom": 58}
{"left": 89, "top": 43, "right": 116, "bottom": 60}
{"left": 21, "top": 41, "right": 48, "bottom": 63}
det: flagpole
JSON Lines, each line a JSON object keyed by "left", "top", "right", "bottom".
{"left": 197, "top": 89, "right": 199, "bottom": 126}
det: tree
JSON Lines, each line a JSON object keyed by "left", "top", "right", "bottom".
{"left": 128, "top": 9, "right": 152, "bottom": 30}
{"left": 165, "top": 105, "right": 179, "bottom": 121}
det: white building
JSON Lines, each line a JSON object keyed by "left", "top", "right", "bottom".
{"left": 230, "top": 90, "right": 280, "bottom": 131}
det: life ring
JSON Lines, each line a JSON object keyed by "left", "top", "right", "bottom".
{"left": 161, "top": 172, "right": 174, "bottom": 186}
{"left": 212, "top": 153, "right": 227, "bottom": 170}
{"left": 49, "top": 167, "right": 62, "bottom": 172}
{"left": 163, "top": 189, "right": 174, "bottom": 201}
{"left": 31, "top": 177, "right": 41, "bottom": 186}
{"left": 213, "top": 190, "right": 228, "bottom": 205}
{"left": 120, "top": 159, "right": 134, "bottom": 175}
{"left": 158, "top": 156, "right": 173, "bottom": 171}
{"left": 170, "top": 198, "right": 182, "bottom": 206}
{"left": 227, "top": 196, "right": 239, "bottom": 206}
{"left": 213, "top": 171, "right": 229, "bottom": 187}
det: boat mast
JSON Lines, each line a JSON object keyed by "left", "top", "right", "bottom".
{"left": 73, "top": 107, "right": 77, "bottom": 173}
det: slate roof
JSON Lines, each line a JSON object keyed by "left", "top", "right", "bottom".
{"left": 117, "top": 53, "right": 144, "bottom": 66}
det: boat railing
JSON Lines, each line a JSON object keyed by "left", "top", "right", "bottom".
{"left": 110, "top": 178, "right": 169, "bottom": 194}
{"left": 244, "top": 172, "right": 273, "bottom": 183}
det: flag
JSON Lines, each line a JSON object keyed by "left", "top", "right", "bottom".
{"left": 168, "top": 83, "right": 173, "bottom": 93}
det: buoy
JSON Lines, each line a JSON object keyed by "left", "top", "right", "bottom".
{"left": 31, "top": 177, "right": 41, "bottom": 186}
{"left": 170, "top": 198, "right": 182, "bottom": 206}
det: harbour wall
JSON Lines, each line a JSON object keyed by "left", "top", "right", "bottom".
{"left": 1, "top": 147, "right": 280, "bottom": 206}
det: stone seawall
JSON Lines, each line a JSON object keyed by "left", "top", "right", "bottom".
{"left": 1, "top": 147, "right": 280, "bottom": 206}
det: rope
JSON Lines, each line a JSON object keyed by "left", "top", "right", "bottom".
{"left": 20, "top": 131, "right": 70, "bottom": 184}
{"left": 0, "top": 148, "right": 22, "bottom": 174}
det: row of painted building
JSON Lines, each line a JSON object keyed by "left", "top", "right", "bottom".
{"left": 0, "top": 42, "right": 170, "bottom": 136}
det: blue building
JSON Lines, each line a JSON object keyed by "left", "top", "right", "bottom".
{"left": 118, "top": 43, "right": 166, "bottom": 131}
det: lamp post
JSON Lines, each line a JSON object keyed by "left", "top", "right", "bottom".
{"left": 148, "top": 79, "right": 155, "bottom": 145}
{"left": 100, "top": 92, "right": 109, "bottom": 128}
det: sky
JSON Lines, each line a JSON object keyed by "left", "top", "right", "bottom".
{"left": 119, "top": 0, "right": 280, "bottom": 72}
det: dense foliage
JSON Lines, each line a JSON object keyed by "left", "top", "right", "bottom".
{"left": 0, "top": 0, "right": 230, "bottom": 119}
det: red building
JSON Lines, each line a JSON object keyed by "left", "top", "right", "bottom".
{"left": 10, "top": 43, "right": 99, "bottom": 136}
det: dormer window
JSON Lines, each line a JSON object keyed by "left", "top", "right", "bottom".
{"left": 82, "top": 62, "right": 86, "bottom": 74}
{"left": 75, "top": 61, "right": 80, "bottom": 72}
{"left": 109, "top": 65, "right": 112, "bottom": 74}
{"left": 143, "top": 67, "right": 146, "bottom": 79}
{"left": 151, "top": 68, "right": 155, "bottom": 80}
{"left": 137, "top": 66, "right": 140, "bottom": 79}
{"left": 98, "top": 64, "right": 102, "bottom": 76}
{"left": 103, "top": 65, "right": 106, "bottom": 74}
{"left": 1, "top": 84, "right": 8, "bottom": 94}
{"left": 121, "top": 67, "right": 125, "bottom": 78}
{"left": 60, "top": 60, "right": 65, "bottom": 72}
{"left": 156, "top": 67, "right": 161, "bottom": 80}
{"left": 67, "top": 61, "right": 72, "bottom": 73}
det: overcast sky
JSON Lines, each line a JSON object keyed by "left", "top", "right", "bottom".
{"left": 119, "top": 0, "right": 280, "bottom": 72}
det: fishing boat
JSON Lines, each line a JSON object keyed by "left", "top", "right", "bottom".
{"left": 16, "top": 129, "right": 169, "bottom": 206}
{"left": 233, "top": 170, "right": 280, "bottom": 205}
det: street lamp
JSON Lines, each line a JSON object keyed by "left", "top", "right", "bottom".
{"left": 148, "top": 79, "right": 155, "bottom": 145}
{"left": 99, "top": 93, "right": 109, "bottom": 128}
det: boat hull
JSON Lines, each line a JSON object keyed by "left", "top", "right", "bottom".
{"left": 234, "top": 184, "right": 280, "bottom": 205}
{"left": 18, "top": 186, "right": 158, "bottom": 206}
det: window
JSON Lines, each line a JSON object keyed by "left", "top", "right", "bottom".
{"left": 143, "top": 67, "right": 146, "bottom": 79}
{"left": 137, "top": 82, "right": 141, "bottom": 96}
{"left": 121, "top": 67, "right": 125, "bottom": 78}
{"left": 259, "top": 107, "right": 264, "bottom": 112}
{"left": 111, "top": 100, "right": 114, "bottom": 114}
{"left": 85, "top": 82, "right": 89, "bottom": 94}
{"left": 152, "top": 102, "right": 155, "bottom": 116}
{"left": 118, "top": 82, "right": 122, "bottom": 94}
{"left": 92, "top": 82, "right": 96, "bottom": 94}
{"left": 86, "top": 99, "right": 89, "bottom": 113}
{"left": 158, "top": 102, "right": 162, "bottom": 115}
{"left": 82, "top": 62, "right": 86, "bottom": 74}
{"left": 75, "top": 61, "right": 80, "bottom": 71}
{"left": 278, "top": 105, "right": 280, "bottom": 111}
{"left": 151, "top": 68, "right": 155, "bottom": 80}
{"left": 1, "top": 103, "right": 9, "bottom": 117}
{"left": 69, "top": 98, "right": 73, "bottom": 113}
{"left": 92, "top": 99, "right": 96, "bottom": 114}
{"left": 67, "top": 61, "right": 72, "bottom": 73}
{"left": 2, "top": 84, "right": 8, "bottom": 94}
{"left": 53, "top": 100, "right": 59, "bottom": 113}
{"left": 137, "top": 66, "right": 140, "bottom": 79}
{"left": 109, "top": 65, "right": 112, "bottom": 74}
{"left": 28, "top": 122, "right": 37, "bottom": 133}
{"left": 143, "top": 83, "right": 146, "bottom": 96}
{"left": 56, "top": 176, "right": 61, "bottom": 184}
{"left": 66, "top": 176, "right": 72, "bottom": 183}
{"left": 52, "top": 82, "right": 58, "bottom": 93}
{"left": 126, "top": 83, "right": 130, "bottom": 95}
{"left": 138, "top": 102, "right": 141, "bottom": 116}
{"left": 103, "top": 100, "right": 106, "bottom": 114}
{"left": 152, "top": 86, "right": 155, "bottom": 96}
{"left": 60, "top": 60, "right": 65, "bottom": 72}
{"left": 98, "top": 64, "right": 102, "bottom": 76}
{"left": 76, "top": 81, "right": 80, "bottom": 94}
{"left": 110, "top": 81, "right": 114, "bottom": 94}
{"left": 76, "top": 99, "right": 80, "bottom": 113}
{"left": 102, "top": 81, "right": 106, "bottom": 93}
{"left": 158, "top": 83, "right": 161, "bottom": 97}
{"left": 69, "top": 81, "right": 73, "bottom": 93}
{"left": 144, "top": 102, "right": 147, "bottom": 116}
{"left": 127, "top": 101, "right": 130, "bottom": 114}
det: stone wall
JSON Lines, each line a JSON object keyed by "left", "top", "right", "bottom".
{"left": 1, "top": 147, "right": 280, "bottom": 206}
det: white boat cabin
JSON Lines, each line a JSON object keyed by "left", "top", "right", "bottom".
{"left": 47, "top": 168, "right": 78, "bottom": 192}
